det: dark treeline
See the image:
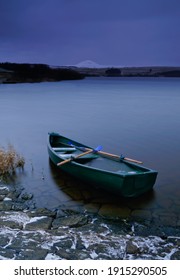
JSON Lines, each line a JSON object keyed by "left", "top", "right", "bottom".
{"left": 105, "top": 67, "right": 180, "bottom": 77}
{"left": 0, "top": 62, "right": 84, "bottom": 83}
{"left": 105, "top": 68, "right": 121, "bottom": 76}
{"left": 161, "top": 70, "right": 180, "bottom": 77}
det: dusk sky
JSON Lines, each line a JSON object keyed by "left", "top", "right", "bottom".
{"left": 0, "top": 0, "right": 180, "bottom": 67}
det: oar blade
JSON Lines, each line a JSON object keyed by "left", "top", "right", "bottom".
{"left": 94, "top": 145, "right": 103, "bottom": 152}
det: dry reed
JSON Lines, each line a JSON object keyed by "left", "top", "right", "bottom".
{"left": 0, "top": 144, "right": 25, "bottom": 175}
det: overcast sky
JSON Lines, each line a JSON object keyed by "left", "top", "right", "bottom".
{"left": 0, "top": 0, "right": 180, "bottom": 66}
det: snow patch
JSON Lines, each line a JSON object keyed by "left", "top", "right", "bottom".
{"left": 1, "top": 212, "right": 30, "bottom": 226}
{"left": 76, "top": 60, "right": 103, "bottom": 68}
{"left": 1, "top": 212, "right": 48, "bottom": 229}
{"left": 3, "top": 197, "right": 12, "bottom": 201}
{"left": 45, "top": 253, "right": 62, "bottom": 260}
{"left": 0, "top": 186, "right": 9, "bottom": 190}
{"left": 90, "top": 250, "right": 98, "bottom": 259}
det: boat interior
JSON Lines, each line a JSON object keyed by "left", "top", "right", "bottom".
{"left": 52, "top": 144, "right": 146, "bottom": 174}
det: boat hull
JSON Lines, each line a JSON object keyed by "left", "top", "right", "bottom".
{"left": 47, "top": 132, "right": 158, "bottom": 198}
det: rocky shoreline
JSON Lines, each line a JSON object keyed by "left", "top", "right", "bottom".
{"left": 0, "top": 183, "right": 179, "bottom": 260}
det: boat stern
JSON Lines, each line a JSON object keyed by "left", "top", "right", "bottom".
{"left": 120, "top": 171, "right": 158, "bottom": 197}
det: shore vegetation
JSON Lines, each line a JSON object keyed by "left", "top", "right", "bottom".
{"left": 0, "top": 144, "right": 25, "bottom": 175}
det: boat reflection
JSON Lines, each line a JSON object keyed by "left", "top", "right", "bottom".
{"left": 48, "top": 159, "right": 155, "bottom": 218}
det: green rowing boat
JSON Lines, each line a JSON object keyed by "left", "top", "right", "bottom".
{"left": 47, "top": 132, "right": 158, "bottom": 198}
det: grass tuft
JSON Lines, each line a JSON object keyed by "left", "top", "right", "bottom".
{"left": 0, "top": 144, "right": 25, "bottom": 175}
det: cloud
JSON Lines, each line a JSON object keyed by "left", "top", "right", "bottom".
{"left": 0, "top": 0, "right": 180, "bottom": 65}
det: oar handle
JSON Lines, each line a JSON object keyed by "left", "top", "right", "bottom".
{"left": 57, "top": 149, "right": 93, "bottom": 166}
{"left": 122, "top": 157, "right": 143, "bottom": 164}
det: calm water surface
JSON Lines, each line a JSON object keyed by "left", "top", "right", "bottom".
{"left": 0, "top": 77, "right": 180, "bottom": 225}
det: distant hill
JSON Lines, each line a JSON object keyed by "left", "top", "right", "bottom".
{"left": 75, "top": 60, "right": 104, "bottom": 68}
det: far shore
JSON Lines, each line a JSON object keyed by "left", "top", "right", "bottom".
{"left": 1, "top": 63, "right": 180, "bottom": 84}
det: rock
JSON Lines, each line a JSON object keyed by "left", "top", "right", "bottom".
{"left": 170, "top": 250, "right": 180, "bottom": 260}
{"left": 0, "top": 249, "right": 15, "bottom": 260}
{"left": 0, "top": 186, "right": 9, "bottom": 195}
{"left": 88, "top": 242, "right": 123, "bottom": 259}
{"left": 53, "top": 248, "right": 74, "bottom": 260}
{"left": 0, "top": 195, "right": 5, "bottom": 201}
{"left": 7, "top": 189, "right": 22, "bottom": 200}
{"left": 0, "top": 211, "right": 29, "bottom": 229}
{"left": 52, "top": 214, "right": 88, "bottom": 229}
{"left": 16, "top": 249, "right": 49, "bottom": 260}
{"left": 0, "top": 219, "right": 23, "bottom": 230}
{"left": 0, "top": 236, "right": 10, "bottom": 247}
{"left": 55, "top": 209, "right": 66, "bottom": 218}
{"left": 75, "top": 251, "right": 91, "bottom": 260}
{"left": 167, "top": 237, "right": 180, "bottom": 246}
{"left": 85, "top": 203, "right": 100, "bottom": 214}
{"left": 8, "top": 237, "right": 26, "bottom": 250}
{"left": 24, "top": 216, "right": 53, "bottom": 230}
{"left": 98, "top": 204, "right": 131, "bottom": 218}
{"left": 28, "top": 208, "right": 56, "bottom": 218}
{"left": 55, "top": 247, "right": 91, "bottom": 260}
{"left": 11, "top": 202, "right": 28, "bottom": 211}
{"left": 20, "top": 193, "right": 33, "bottom": 200}
{"left": 53, "top": 239, "right": 73, "bottom": 250}
{"left": 126, "top": 240, "right": 140, "bottom": 254}
{"left": 0, "top": 201, "right": 12, "bottom": 211}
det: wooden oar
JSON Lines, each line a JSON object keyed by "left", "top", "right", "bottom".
{"left": 97, "top": 150, "right": 143, "bottom": 164}
{"left": 120, "top": 156, "right": 143, "bottom": 164}
{"left": 68, "top": 142, "right": 143, "bottom": 164}
{"left": 57, "top": 145, "right": 102, "bottom": 166}
{"left": 77, "top": 147, "right": 142, "bottom": 164}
